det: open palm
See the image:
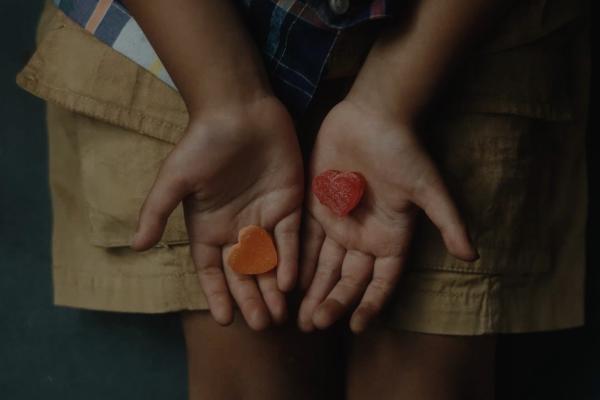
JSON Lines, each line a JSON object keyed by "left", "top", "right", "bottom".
{"left": 298, "top": 99, "right": 477, "bottom": 333}
{"left": 132, "top": 97, "right": 304, "bottom": 330}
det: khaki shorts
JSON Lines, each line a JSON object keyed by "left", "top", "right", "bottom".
{"left": 17, "top": 1, "right": 589, "bottom": 334}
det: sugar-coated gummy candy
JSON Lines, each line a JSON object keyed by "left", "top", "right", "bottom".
{"left": 228, "top": 225, "right": 278, "bottom": 275}
{"left": 312, "top": 170, "right": 366, "bottom": 217}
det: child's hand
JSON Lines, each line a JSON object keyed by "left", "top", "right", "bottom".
{"left": 131, "top": 96, "right": 304, "bottom": 331}
{"left": 298, "top": 99, "right": 478, "bottom": 333}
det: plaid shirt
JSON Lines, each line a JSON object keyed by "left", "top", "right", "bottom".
{"left": 52, "top": 0, "right": 395, "bottom": 115}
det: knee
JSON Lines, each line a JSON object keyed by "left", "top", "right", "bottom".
{"left": 347, "top": 327, "right": 496, "bottom": 400}
{"left": 182, "top": 310, "right": 341, "bottom": 400}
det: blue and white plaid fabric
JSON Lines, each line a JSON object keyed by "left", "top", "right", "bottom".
{"left": 52, "top": 0, "right": 396, "bottom": 115}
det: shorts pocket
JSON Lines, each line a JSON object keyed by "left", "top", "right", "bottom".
{"left": 74, "top": 113, "right": 189, "bottom": 247}
{"left": 410, "top": 114, "right": 585, "bottom": 276}
{"left": 17, "top": 2, "right": 191, "bottom": 248}
{"left": 407, "top": 16, "right": 588, "bottom": 276}
{"left": 478, "top": 0, "right": 583, "bottom": 54}
{"left": 17, "top": 3, "right": 189, "bottom": 145}
{"left": 446, "top": 16, "right": 582, "bottom": 122}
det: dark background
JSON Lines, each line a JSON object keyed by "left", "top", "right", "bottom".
{"left": 0, "top": 1, "right": 597, "bottom": 399}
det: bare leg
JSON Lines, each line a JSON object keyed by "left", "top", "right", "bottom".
{"left": 182, "top": 310, "right": 344, "bottom": 400}
{"left": 347, "top": 324, "right": 496, "bottom": 400}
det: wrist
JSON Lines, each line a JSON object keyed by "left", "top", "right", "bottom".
{"left": 345, "top": 72, "right": 417, "bottom": 127}
{"left": 346, "top": 52, "right": 425, "bottom": 126}
{"left": 185, "top": 63, "right": 274, "bottom": 120}
{"left": 187, "top": 93, "right": 292, "bottom": 138}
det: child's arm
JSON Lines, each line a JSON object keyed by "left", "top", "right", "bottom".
{"left": 121, "top": 0, "right": 271, "bottom": 116}
{"left": 348, "top": 0, "right": 511, "bottom": 121}
{"left": 299, "top": 0, "right": 509, "bottom": 333}
{"left": 124, "top": 1, "right": 304, "bottom": 330}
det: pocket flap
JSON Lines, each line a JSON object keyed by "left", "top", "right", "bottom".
{"left": 479, "top": 0, "right": 583, "bottom": 53}
{"left": 18, "top": 4, "right": 191, "bottom": 247}
{"left": 63, "top": 102, "right": 190, "bottom": 248}
{"left": 17, "top": 4, "right": 189, "bottom": 145}
{"left": 443, "top": 18, "right": 580, "bottom": 122}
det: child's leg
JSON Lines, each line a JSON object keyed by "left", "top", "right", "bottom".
{"left": 347, "top": 325, "right": 496, "bottom": 400}
{"left": 182, "top": 310, "right": 343, "bottom": 400}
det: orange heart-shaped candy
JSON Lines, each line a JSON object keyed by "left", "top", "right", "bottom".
{"left": 227, "top": 225, "right": 278, "bottom": 275}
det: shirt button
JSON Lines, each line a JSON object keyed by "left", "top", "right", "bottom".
{"left": 329, "top": 0, "right": 350, "bottom": 15}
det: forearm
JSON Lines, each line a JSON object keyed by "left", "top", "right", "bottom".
{"left": 122, "top": 0, "right": 271, "bottom": 118}
{"left": 348, "top": 0, "right": 511, "bottom": 122}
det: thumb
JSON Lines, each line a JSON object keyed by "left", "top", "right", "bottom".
{"left": 411, "top": 169, "right": 479, "bottom": 262}
{"left": 130, "top": 167, "right": 189, "bottom": 251}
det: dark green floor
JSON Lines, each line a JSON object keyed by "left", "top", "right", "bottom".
{"left": 0, "top": 1, "right": 597, "bottom": 399}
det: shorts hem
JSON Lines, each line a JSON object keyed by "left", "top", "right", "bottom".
{"left": 53, "top": 267, "right": 209, "bottom": 313}
{"left": 388, "top": 315, "right": 586, "bottom": 336}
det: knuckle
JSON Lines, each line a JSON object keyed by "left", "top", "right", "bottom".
{"left": 315, "top": 266, "right": 339, "bottom": 282}
{"left": 338, "top": 274, "right": 366, "bottom": 291}
{"left": 212, "top": 291, "right": 230, "bottom": 303}
{"left": 206, "top": 286, "right": 229, "bottom": 301}
{"left": 169, "top": 172, "right": 192, "bottom": 193}
{"left": 199, "top": 266, "right": 222, "bottom": 280}
{"left": 259, "top": 282, "right": 280, "bottom": 296}
{"left": 158, "top": 161, "right": 191, "bottom": 190}
{"left": 413, "top": 174, "right": 443, "bottom": 204}
{"left": 232, "top": 273, "right": 254, "bottom": 284}
{"left": 317, "top": 254, "right": 342, "bottom": 273}
{"left": 302, "top": 293, "right": 320, "bottom": 305}
{"left": 261, "top": 287, "right": 279, "bottom": 299}
{"left": 276, "top": 229, "right": 298, "bottom": 243}
{"left": 358, "top": 300, "right": 380, "bottom": 316}
{"left": 141, "top": 200, "right": 170, "bottom": 222}
{"left": 370, "top": 276, "right": 394, "bottom": 298}
{"left": 240, "top": 296, "right": 263, "bottom": 310}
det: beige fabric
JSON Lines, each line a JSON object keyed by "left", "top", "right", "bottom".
{"left": 16, "top": 1, "right": 589, "bottom": 333}
{"left": 44, "top": 104, "right": 208, "bottom": 312}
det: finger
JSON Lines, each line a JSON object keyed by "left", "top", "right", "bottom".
{"left": 299, "top": 213, "right": 326, "bottom": 291}
{"left": 350, "top": 255, "right": 403, "bottom": 333}
{"left": 411, "top": 172, "right": 478, "bottom": 262}
{"left": 223, "top": 246, "right": 271, "bottom": 331}
{"left": 190, "top": 243, "right": 234, "bottom": 326}
{"left": 274, "top": 210, "right": 301, "bottom": 292}
{"left": 313, "top": 250, "right": 373, "bottom": 330}
{"left": 257, "top": 270, "right": 287, "bottom": 325}
{"left": 131, "top": 164, "right": 190, "bottom": 251}
{"left": 297, "top": 237, "right": 345, "bottom": 332}
{"left": 309, "top": 197, "right": 362, "bottom": 249}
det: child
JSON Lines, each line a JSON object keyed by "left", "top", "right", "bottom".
{"left": 17, "top": 0, "right": 589, "bottom": 398}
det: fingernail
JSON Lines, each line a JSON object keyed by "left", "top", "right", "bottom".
{"left": 466, "top": 229, "right": 479, "bottom": 260}
{"left": 251, "top": 309, "right": 271, "bottom": 331}
{"left": 297, "top": 314, "right": 314, "bottom": 332}
{"left": 351, "top": 320, "right": 365, "bottom": 334}
{"left": 312, "top": 308, "right": 330, "bottom": 330}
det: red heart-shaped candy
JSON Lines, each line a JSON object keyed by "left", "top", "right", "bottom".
{"left": 312, "top": 170, "right": 366, "bottom": 217}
